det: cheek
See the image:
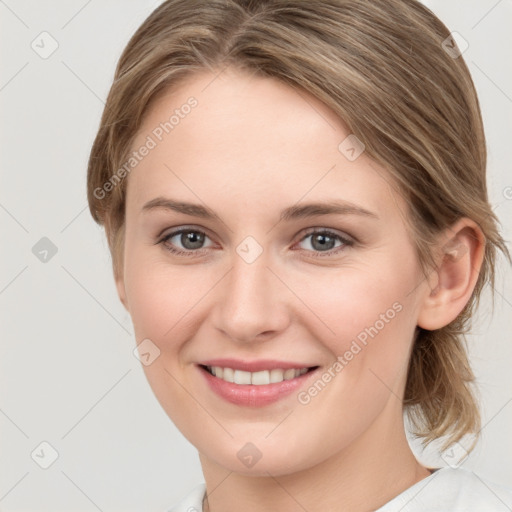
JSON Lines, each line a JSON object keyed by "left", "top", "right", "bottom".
{"left": 123, "top": 257, "right": 206, "bottom": 430}
{"left": 295, "top": 260, "right": 417, "bottom": 353}
{"left": 123, "top": 234, "right": 206, "bottom": 338}
{"left": 289, "top": 269, "right": 417, "bottom": 456}
{"left": 294, "top": 255, "right": 420, "bottom": 405}
{"left": 125, "top": 266, "right": 194, "bottom": 345}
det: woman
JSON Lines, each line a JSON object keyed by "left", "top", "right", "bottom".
{"left": 87, "top": 0, "right": 512, "bottom": 510}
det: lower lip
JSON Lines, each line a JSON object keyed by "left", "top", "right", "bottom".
{"left": 199, "top": 366, "right": 316, "bottom": 407}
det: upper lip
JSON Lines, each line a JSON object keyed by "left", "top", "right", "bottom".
{"left": 199, "top": 358, "right": 318, "bottom": 372}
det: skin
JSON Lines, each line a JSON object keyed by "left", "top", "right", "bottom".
{"left": 114, "top": 66, "right": 485, "bottom": 512}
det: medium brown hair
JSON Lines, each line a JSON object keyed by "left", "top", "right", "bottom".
{"left": 87, "top": 0, "right": 509, "bottom": 453}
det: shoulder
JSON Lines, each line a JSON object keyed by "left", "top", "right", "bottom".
{"left": 165, "top": 470, "right": 512, "bottom": 512}
{"left": 165, "top": 483, "right": 206, "bottom": 512}
{"left": 377, "top": 466, "right": 512, "bottom": 512}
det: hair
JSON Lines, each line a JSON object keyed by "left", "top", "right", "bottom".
{"left": 87, "top": 0, "right": 509, "bottom": 454}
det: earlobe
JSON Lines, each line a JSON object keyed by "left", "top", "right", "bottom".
{"left": 417, "top": 219, "right": 485, "bottom": 331}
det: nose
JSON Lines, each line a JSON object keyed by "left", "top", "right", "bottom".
{"left": 212, "top": 246, "right": 291, "bottom": 344}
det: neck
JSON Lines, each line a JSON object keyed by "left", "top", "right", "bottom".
{"left": 200, "top": 409, "right": 431, "bottom": 512}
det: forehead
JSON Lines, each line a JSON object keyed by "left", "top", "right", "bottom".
{"left": 126, "top": 67, "right": 402, "bottom": 220}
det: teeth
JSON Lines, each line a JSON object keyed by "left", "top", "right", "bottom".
{"left": 284, "top": 369, "right": 296, "bottom": 380}
{"left": 269, "top": 369, "right": 284, "bottom": 383}
{"left": 234, "top": 370, "right": 252, "bottom": 385}
{"left": 251, "top": 370, "right": 270, "bottom": 385}
{"left": 212, "top": 367, "right": 223, "bottom": 379}
{"left": 208, "top": 366, "right": 309, "bottom": 385}
{"left": 223, "top": 367, "right": 234, "bottom": 383}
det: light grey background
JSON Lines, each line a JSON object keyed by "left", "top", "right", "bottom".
{"left": 1, "top": 1, "right": 511, "bottom": 510}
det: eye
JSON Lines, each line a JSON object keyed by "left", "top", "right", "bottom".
{"left": 158, "top": 228, "right": 214, "bottom": 256}
{"left": 157, "top": 227, "right": 354, "bottom": 258}
{"left": 294, "top": 228, "right": 353, "bottom": 257}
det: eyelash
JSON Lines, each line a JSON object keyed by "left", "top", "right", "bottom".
{"left": 157, "top": 227, "right": 354, "bottom": 258}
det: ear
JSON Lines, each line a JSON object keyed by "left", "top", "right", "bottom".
{"left": 115, "top": 272, "right": 129, "bottom": 312}
{"left": 105, "top": 218, "right": 129, "bottom": 312}
{"left": 417, "top": 218, "right": 485, "bottom": 331}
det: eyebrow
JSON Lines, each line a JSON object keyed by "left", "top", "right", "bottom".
{"left": 141, "top": 197, "right": 379, "bottom": 221}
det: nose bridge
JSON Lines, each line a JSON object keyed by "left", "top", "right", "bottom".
{"left": 214, "top": 235, "right": 288, "bottom": 342}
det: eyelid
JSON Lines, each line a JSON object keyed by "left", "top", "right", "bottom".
{"left": 157, "top": 225, "right": 355, "bottom": 244}
{"left": 156, "top": 223, "right": 214, "bottom": 241}
{"left": 157, "top": 226, "right": 214, "bottom": 248}
{"left": 292, "top": 227, "right": 354, "bottom": 257}
{"left": 298, "top": 226, "right": 355, "bottom": 244}
{"left": 157, "top": 225, "right": 356, "bottom": 258}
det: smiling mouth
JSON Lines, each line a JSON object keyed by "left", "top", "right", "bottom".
{"left": 200, "top": 365, "right": 319, "bottom": 385}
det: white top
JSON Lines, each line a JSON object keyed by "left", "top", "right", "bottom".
{"left": 166, "top": 467, "right": 512, "bottom": 511}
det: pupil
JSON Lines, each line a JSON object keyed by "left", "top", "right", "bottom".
{"left": 183, "top": 231, "right": 204, "bottom": 249}
{"left": 313, "top": 234, "right": 334, "bottom": 251}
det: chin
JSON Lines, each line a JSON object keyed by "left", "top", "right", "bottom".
{"left": 196, "top": 434, "right": 325, "bottom": 477}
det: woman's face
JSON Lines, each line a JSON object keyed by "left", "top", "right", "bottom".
{"left": 118, "top": 67, "right": 431, "bottom": 475}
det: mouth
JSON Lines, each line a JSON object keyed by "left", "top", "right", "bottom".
{"left": 197, "top": 360, "right": 320, "bottom": 407}
{"left": 200, "top": 364, "right": 317, "bottom": 385}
